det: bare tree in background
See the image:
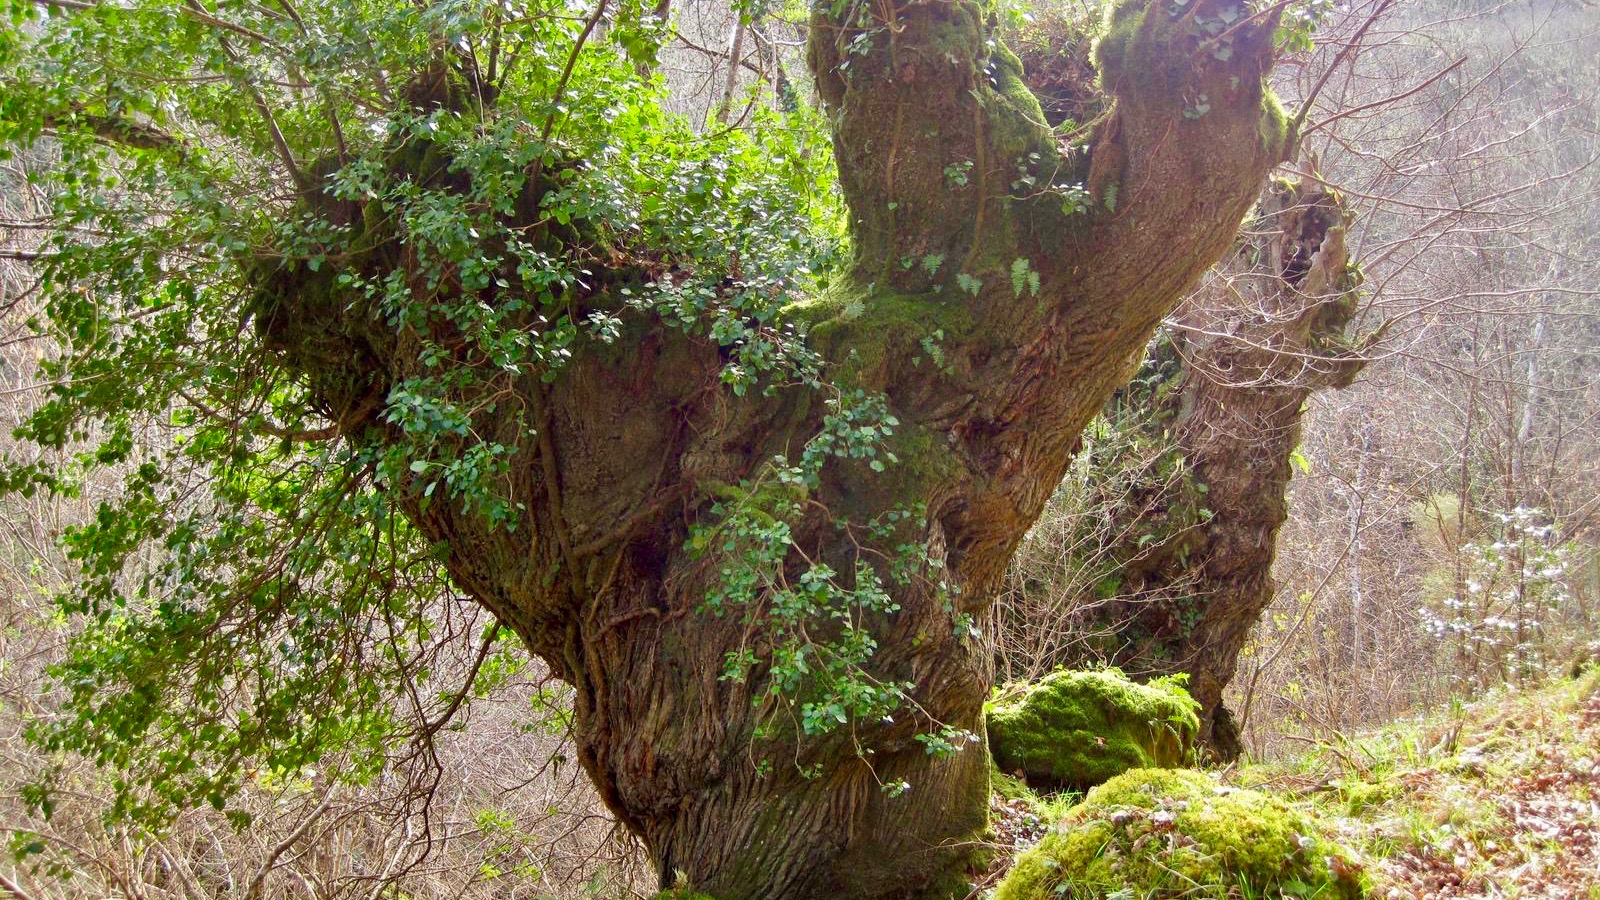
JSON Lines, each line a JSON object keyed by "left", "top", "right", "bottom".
{"left": 1235, "top": 0, "right": 1600, "bottom": 752}
{"left": 996, "top": 174, "right": 1370, "bottom": 760}
{"left": 996, "top": 0, "right": 1600, "bottom": 760}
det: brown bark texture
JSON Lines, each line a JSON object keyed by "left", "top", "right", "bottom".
{"left": 253, "top": 0, "right": 1293, "bottom": 896}
{"left": 1068, "top": 176, "right": 1369, "bottom": 760}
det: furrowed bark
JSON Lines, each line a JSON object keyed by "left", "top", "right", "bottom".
{"left": 253, "top": 0, "right": 1293, "bottom": 896}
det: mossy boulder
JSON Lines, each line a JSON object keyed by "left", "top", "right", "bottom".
{"left": 995, "top": 768, "right": 1367, "bottom": 900}
{"left": 990, "top": 765, "right": 1038, "bottom": 803}
{"left": 987, "top": 668, "right": 1200, "bottom": 791}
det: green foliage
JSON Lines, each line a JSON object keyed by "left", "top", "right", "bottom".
{"left": 987, "top": 668, "right": 1199, "bottom": 791}
{"left": 995, "top": 768, "right": 1368, "bottom": 900}
{"left": 1277, "top": 0, "right": 1336, "bottom": 54}
{"left": 692, "top": 389, "right": 977, "bottom": 759}
{"left": 0, "top": 0, "right": 847, "bottom": 827}
{"left": 1009, "top": 258, "right": 1041, "bottom": 298}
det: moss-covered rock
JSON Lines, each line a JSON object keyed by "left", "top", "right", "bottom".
{"left": 987, "top": 668, "right": 1199, "bottom": 791}
{"left": 995, "top": 768, "right": 1367, "bottom": 900}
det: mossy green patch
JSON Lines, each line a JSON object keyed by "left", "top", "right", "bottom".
{"left": 991, "top": 759, "right": 1082, "bottom": 825}
{"left": 987, "top": 668, "right": 1199, "bottom": 791}
{"left": 984, "top": 41, "right": 1055, "bottom": 163}
{"left": 1260, "top": 87, "right": 1293, "bottom": 158}
{"left": 994, "top": 768, "right": 1368, "bottom": 900}
{"left": 1336, "top": 777, "right": 1402, "bottom": 815}
{"left": 1091, "top": 0, "right": 1147, "bottom": 90}
{"left": 991, "top": 765, "right": 1036, "bottom": 803}
{"left": 782, "top": 281, "right": 975, "bottom": 387}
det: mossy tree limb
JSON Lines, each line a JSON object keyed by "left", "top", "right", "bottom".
{"left": 806, "top": 0, "right": 1292, "bottom": 596}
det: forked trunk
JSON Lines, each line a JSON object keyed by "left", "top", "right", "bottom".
{"left": 254, "top": 0, "right": 1293, "bottom": 894}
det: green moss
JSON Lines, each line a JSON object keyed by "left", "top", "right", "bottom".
{"left": 995, "top": 768, "right": 1368, "bottom": 900}
{"left": 1095, "top": 0, "right": 1285, "bottom": 125}
{"left": 782, "top": 281, "right": 975, "bottom": 387}
{"left": 923, "top": 10, "right": 984, "bottom": 67}
{"left": 991, "top": 765, "right": 1036, "bottom": 803}
{"left": 984, "top": 41, "right": 1055, "bottom": 162}
{"left": 999, "top": 2, "right": 1106, "bottom": 129}
{"left": 1093, "top": 0, "right": 1196, "bottom": 99}
{"left": 1091, "top": 0, "right": 1146, "bottom": 87}
{"left": 991, "top": 759, "right": 1083, "bottom": 826}
{"left": 987, "top": 669, "right": 1199, "bottom": 791}
{"left": 652, "top": 891, "right": 718, "bottom": 900}
{"left": 1337, "top": 777, "right": 1401, "bottom": 815}
{"left": 1259, "top": 87, "right": 1293, "bottom": 158}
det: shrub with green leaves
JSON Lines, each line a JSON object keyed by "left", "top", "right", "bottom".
{"left": 0, "top": 0, "right": 848, "bottom": 828}
{"left": 995, "top": 768, "right": 1367, "bottom": 900}
{"left": 987, "top": 668, "right": 1199, "bottom": 791}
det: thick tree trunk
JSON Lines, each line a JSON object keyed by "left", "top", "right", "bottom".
{"left": 253, "top": 0, "right": 1292, "bottom": 895}
{"left": 1064, "top": 177, "right": 1369, "bottom": 759}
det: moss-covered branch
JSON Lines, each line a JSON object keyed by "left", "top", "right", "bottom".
{"left": 807, "top": 0, "right": 1056, "bottom": 286}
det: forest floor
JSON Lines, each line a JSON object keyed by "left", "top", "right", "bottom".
{"left": 987, "top": 668, "right": 1600, "bottom": 899}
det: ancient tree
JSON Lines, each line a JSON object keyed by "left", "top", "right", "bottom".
{"left": 1037, "top": 177, "right": 1369, "bottom": 758}
{"left": 2, "top": 0, "right": 1292, "bottom": 896}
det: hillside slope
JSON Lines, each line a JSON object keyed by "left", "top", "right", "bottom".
{"left": 985, "top": 670, "right": 1600, "bottom": 899}
{"left": 1255, "top": 671, "right": 1600, "bottom": 899}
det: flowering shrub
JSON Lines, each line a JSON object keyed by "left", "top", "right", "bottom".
{"left": 1418, "top": 507, "right": 1574, "bottom": 690}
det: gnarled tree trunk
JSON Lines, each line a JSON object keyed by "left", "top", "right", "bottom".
{"left": 1065, "top": 176, "right": 1369, "bottom": 759}
{"left": 254, "top": 1, "right": 1291, "bottom": 896}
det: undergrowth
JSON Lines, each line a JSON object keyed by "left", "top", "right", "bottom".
{"left": 1236, "top": 669, "right": 1600, "bottom": 899}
